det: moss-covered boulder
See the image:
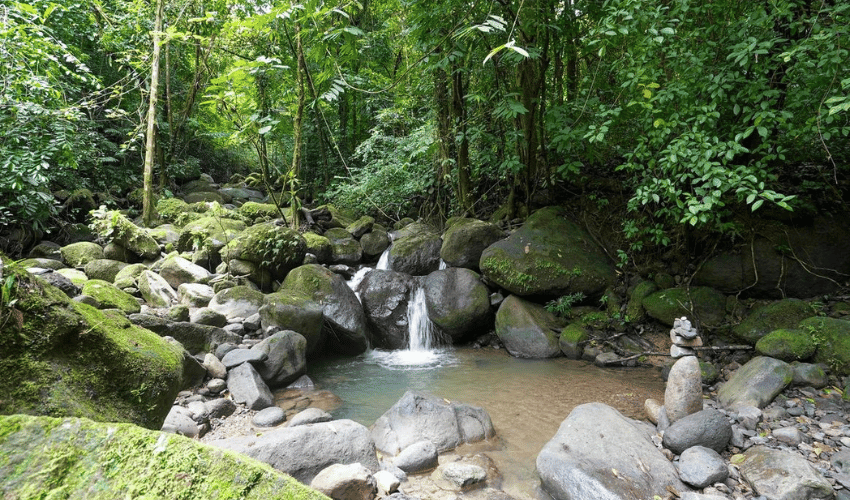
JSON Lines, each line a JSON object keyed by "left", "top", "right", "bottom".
{"left": 60, "top": 241, "right": 104, "bottom": 268}
{"left": 184, "top": 191, "right": 225, "bottom": 204}
{"left": 260, "top": 291, "right": 325, "bottom": 356}
{"left": 146, "top": 224, "right": 180, "bottom": 249}
{"left": 90, "top": 210, "right": 160, "bottom": 260}
{"left": 324, "top": 227, "right": 363, "bottom": 265}
{"left": 559, "top": 323, "right": 588, "bottom": 359}
{"left": 113, "top": 263, "right": 147, "bottom": 289}
{"left": 440, "top": 218, "right": 503, "bottom": 271}
{"left": 733, "top": 299, "right": 816, "bottom": 344}
{"left": 208, "top": 285, "right": 266, "bottom": 321}
{"left": 360, "top": 229, "right": 390, "bottom": 259}
{"left": 81, "top": 279, "right": 141, "bottom": 314}
{"left": 346, "top": 215, "right": 374, "bottom": 239}
{"left": 424, "top": 268, "right": 492, "bottom": 343}
{"left": 799, "top": 316, "right": 850, "bottom": 375}
{"left": 358, "top": 270, "right": 416, "bottom": 349}
{"left": 642, "top": 287, "right": 726, "bottom": 327}
{"left": 176, "top": 216, "right": 247, "bottom": 253}
{"left": 227, "top": 259, "right": 274, "bottom": 292}
{"left": 625, "top": 280, "right": 658, "bottom": 324}
{"left": 223, "top": 222, "right": 307, "bottom": 281}
{"left": 0, "top": 269, "right": 183, "bottom": 428}
{"left": 19, "top": 257, "right": 65, "bottom": 270}
{"left": 755, "top": 328, "right": 816, "bottom": 362}
{"left": 55, "top": 268, "right": 89, "bottom": 287}
{"left": 155, "top": 197, "right": 190, "bottom": 224}
{"left": 83, "top": 258, "right": 128, "bottom": 282}
{"left": 303, "top": 232, "right": 332, "bottom": 263}
{"left": 388, "top": 223, "right": 442, "bottom": 276}
{"left": 281, "top": 265, "right": 368, "bottom": 355}
{"left": 238, "top": 201, "right": 285, "bottom": 224}
{"left": 479, "top": 207, "right": 616, "bottom": 298}
{"left": 495, "top": 295, "right": 564, "bottom": 358}
{"left": 316, "top": 204, "right": 356, "bottom": 229}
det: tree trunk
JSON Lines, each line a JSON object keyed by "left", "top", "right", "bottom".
{"left": 142, "top": 0, "right": 164, "bottom": 227}
{"left": 290, "top": 25, "right": 306, "bottom": 230}
{"left": 451, "top": 66, "right": 473, "bottom": 215}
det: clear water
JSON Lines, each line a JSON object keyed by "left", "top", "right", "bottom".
{"left": 305, "top": 347, "right": 666, "bottom": 499}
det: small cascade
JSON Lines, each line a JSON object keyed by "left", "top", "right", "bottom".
{"left": 346, "top": 266, "right": 373, "bottom": 302}
{"left": 438, "top": 259, "right": 448, "bottom": 270}
{"left": 406, "top": 286, "right": 437, "bottom": 351}
{"left": 376, "top": 246, "right": 391, "bottom": 270}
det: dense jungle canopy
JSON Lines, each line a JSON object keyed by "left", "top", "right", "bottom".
{"left": 1, "top": 0, "right": 848, "bottom": 259}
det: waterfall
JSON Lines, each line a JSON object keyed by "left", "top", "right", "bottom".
{"left": 438, "top": 259, "right": 447, "bottom": 270}
{"left": 406, "top": 286, "right": 436, "bottom": 351}
{"left": 376, "top": 246, "right": 391, "bottom": 270}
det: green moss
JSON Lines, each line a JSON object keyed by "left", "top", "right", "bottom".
{"left": 625, "top": 280, "right": 658, "bottom": 323}
{"left": 238, "top": 201, "right": 286, "bottom": 223}
{"left": 60, "top": 241, "right": 104, "bottom": 268}
{"left": 733, "top": 299, "right": 816, "bottom": 344}
{"left": 700, "top": 361, "right": 719, "bottom": 384}
{"left": 755, "top": 328, "right": 816, "bottom": 361}
{"left": 82, "top": 279, "right": 141, "bottom": 314}
{"left": 302, "top": 232, "right": 331, "bottom": 262}
{"left": 223, "top": 222, "right": 307, "bottom": 279}
{"left": 642, "top": 286, "right": 726, "bottom": 327}
{"left": 155, "top": 197, "right": 190, "bottom": 224}
{"left": 0, "top": 414, "right": 329, "bottom": 500}
{"left": 1, "top": 269, "right": 183, "bottom": 428}
{"left": 800, "top": 316, "right": 850, "bottom": 375}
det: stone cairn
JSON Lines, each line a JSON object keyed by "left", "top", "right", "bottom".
{"left": 645, "top": 316, "right": 705, "bottom": 426}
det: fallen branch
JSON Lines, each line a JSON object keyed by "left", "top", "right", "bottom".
{"left": 596, "top": 345, "right": 753, "bottom": 366}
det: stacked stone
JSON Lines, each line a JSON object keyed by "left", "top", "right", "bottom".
{"left": 670, "top": 316, "right": 703, "bottom": 358}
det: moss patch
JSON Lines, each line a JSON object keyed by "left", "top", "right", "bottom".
{"left": 733, "top": 299, "right": 816, "bottom": 344}
{"left": 755, "top": 328, "right": 816, "bottom": 362}
{"left": 642, "top": 286, "right": 726, "bottom": 327}
{"left": 82, "top": 279, "right": 141, "bottom": 314}
{"left": 238, "top": 201, "right": 287, "bottom": 224}
{"left": 223, "top": 222, "right": 307, "bottom": 280}
{"left": 799, "top": 316, "right": 850, "bottom": 375}
{"left": 1, "top": 267, "right": 183, "bottom": 428}
{"left": 0, "top": 414, "right": 328, "bottom": 500}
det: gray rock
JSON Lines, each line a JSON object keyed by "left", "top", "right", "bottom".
{"left": 677, "top": 446, "right": 728, "bottom": 489}
{"left": 387, "top": 223, "right": 442, "bottom": 276}
{"left": 208, "top": 286, "right": 265, "bottom": 321}
{"left": 205, "top": 397, "right": 236, "bottom": 419}
{"left": 358, "top": 270, "right": 416, "bottom": 350}
{"left": 203, "top": 353, "right": 227, "bottom": 379}
{"left": 537, "top": 402, "right": 686, "bottom": 500}
{"left": 178, "top": 283, "right": 215, "bottom": 308}
{"left": 83, "top": 259, "right": 128, "bottom": 282}
{"left": 253, "top": 406, "right": 287, "bottom": 427}
{"left": 207, "top": 378, "right": 227, "bottom": 394}
{"left": 186, "top": 400, "right": 209, "bottom": 423}
{"left": 662, "top": 409, "right": 732, "bottom": 455}
{"left": 424, "top": 268, "right": 493, "bottom": 343}
{"left": 772, "top": 426, "right": 803, "bottom": 446}
{"left": 494, "top": 295, "right": 563, "bottom": 359}
{"left": 431, "top": 462, "right": 487, "bottom": 490}
{"left": 244, "top": 312, "right": 261, "bottom": 331}
{"left": 717, "top": 356, "right": 793, "bottom": 409}
{"left": 325, "top": 227, "right": 364, "bottom": 265}
{"left": 360, "top": 230, "right": 390, "bottom": 259}
{"left": 373, "top": 470, "right": 400, "bottom": 496}
{"left": 129, "top": 314, "right": 241, "bottom": 354}
{"left": 226, "top": 362, "right": 273, "bottom": 410}
{"left": 791, "top": 362, "right": 828, "bottom": 388}
{"left": 371, "top": 391, "right": 495, "bottom": 455}
{"left": 221, "top": 348, "right": 268, "bottom": 369}
{"left": 310, "top": 463, "right": 377, "bottom": 500}
{"left": 288, "top": 408, "right": 333, "bottom": 427}
{"left": 251, "top": 330, "right": 307, "bottom": 388}
{"left": 159, "top": 256, "right": 212, "bottom": 288}
{"left": 665, "top": 355, "right": 703, "bottom": 423}
{"left": 260, "top": 290, "right": 325, "bottom": 356}
{"left": 738, "top": 445, "right": 833, "bottom": 500}
{"left": 210, "top": 419, "right": 379, "bottom": 483}
{"left": 190, "top": 307, "right": 228, "bottom": 327}
{"left": 439, "top": 218, "right": 503, "bottom": 271}
{"left": 288, "top": 374, "right": 315, "bottom": 390}
{"left": 161, "top": 406, "right": 200, "bottom": 438}
{"left": 392, "top": 440, "right": 438, "bottom": 473}
{"left": 736, "top": 406, "right": 763, "bottom": 431}
{"left": 167, "top": 305, "right": 190, "bottom": 322}
{"left": 37, "top": 270, "right": 80, "bottom": 297}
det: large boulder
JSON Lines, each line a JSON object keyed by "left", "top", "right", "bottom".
{"left": 388, "top": 223, "right": 442, "bottom": 276}
{"left": 642, "top": 287, "right": 726, "bottom": 327}
{"left": 717, "top": 356, "right": 793, "bottom": 409}
{"left": 251, "top": 330, "right": 308, "bottom": 388}
{"left": 661, "top": 409, "right": 732, "bottom": 455}
{"left": 693, "top": 216, "right": 850, "bottom": 298}
{"left": 113, "top": 263, "right": 147, "bottom": 289}
{"left": 325, "top": 227, "right": 363, "bottom": 265}
{"left": 138, "top": 270, "right": 178, "bottom": 307}
{"left": 738, "top": 446, "right": 833, "bottom": 500}
{"left": 260, "top": 290, "right": 325, "bottom": 356}
{"left": 0, "top": 268, "right": 183, "bottom": 428}
{"left": 440, "top": 218, "right": 503, "bottom": 271}
{"left": 281, "top": 265, "right": 368, "bottom": 355}
{"left": 360, "top": 229, "right": 390, "bottom": 259}
{"left": 358, "top": 270, "right": 417, "bottom": 349}
{"left": 732, "top": 298, "right": 815, "bottom": 344}
{"left": 424, "top": 268, "right": 492, "bottom": 343}
{"left": 208, "top": 285, "right": 266, "bottom": 321}
{"left": 89, "top": 210, "right": 160, "bottom": 260}
{"left": 800, "top": 316, "right": 850, "bottom": 375}
{"left": 755, "top": 328, "right": 817, "bottom": 362}
{"left": 536, "top": 402, "right": 687, "bottom": 500}
{"left": 60, "top": 241, "right": 104, "bottom": 268}
{"left": 236, "top": 201, "right": 282, "bottom": 224}
{"left": 479, "top": 207, "right": 615, "bottom": 298}
{"left": 370, "top": 390, "right": 495, "bottom": 456}
{"left": 158, "top": 255, "right": 212, "bottom": 288}
{"left": 82, "top": 259, "right": 127, "bottom": 282}
{"left": 303, "top": 232, "right": 332, "bottom": 263}
{"left": 176, "top": 216, "right": 246, "bottom": 253}
{"left": 0, "top": 415, "right": 327, "bottom": 500}
{"left": 223, "top": 221, "right": 307, "bottom": 281}
{"left": 211, "top": 419, "right": 379, "bottom": 484}
{"left": 494, "top": 295, "right": 563, "bottom": 358}
{"left": 346, "top": 215, "right": 375, "bottom": 238}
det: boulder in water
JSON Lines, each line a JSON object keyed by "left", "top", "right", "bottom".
{"left": 325, "top": 227, "right": 363, "bottom": 265}
{"left": 359, "top": 270, "right": 416, "bottom": 349}
{"left": 388, "top": 223, "right": 442, "bottom": 276}
{"left": 495, "top": 295, "right": 563, "bottom": 359}
{"left": 440, "top": 218, "right": 503, "bottom": 271}
{"left": 260, "top": 290, "right": 325, "bottom": 355}
{"left": 424, "top": 268, "right": 492, "bottom": 344}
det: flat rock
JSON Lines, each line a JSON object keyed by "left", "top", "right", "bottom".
{"left": 717, "top": 356, "right": 793, "bottom": 409}
{"left": 210, "top": 419, "right": 379, "bottom": 483}
{"left": 221, "top": 348, "right": 268, "bottom": 369}
{"left": 288, "top": 408, "right": 333, "bottom": 427}
{"left": 253, "top": 406, "right": 286, "bottom": 427}
{"left": 677, "top": 446, "right": 728, "bottom": 489}
{"left": 738, "top": 445, "right": 833, "bottom": 500}
{"left": 393, "top": 440, "right": 438, "bottom": 474}
{"left": 431, "top": 462, "right": 487, "bottom": 490}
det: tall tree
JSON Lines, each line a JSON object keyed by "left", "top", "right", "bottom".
{"left": 142, "top": 0, "right": 164, "bottom": 227}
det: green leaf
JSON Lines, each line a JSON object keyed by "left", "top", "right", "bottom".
{"left": 751, "top": 199, "right": 764, "bottom": 211}
{"left": 258, "top": 125, "right": 272, "bottom": 135}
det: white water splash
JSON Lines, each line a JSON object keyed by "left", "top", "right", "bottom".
{"left": 346, "top": 267, "right": 373, "bottom": 302}
{"left": 438, "top": 259, "right": 448, "bottom": 270}
{"left": 376, "top": 246, "right": 391, "bottom": 270}
{"left": 406, "top": 286, "right": 436, "bottom": 351}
